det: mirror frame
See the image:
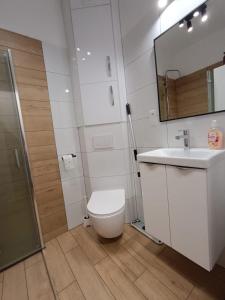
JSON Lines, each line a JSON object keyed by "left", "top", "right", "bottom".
{"left": 153, "top": 0, "right": 225, "bottom": 122}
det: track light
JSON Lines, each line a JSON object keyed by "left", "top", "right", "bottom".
{"left": 158, "top": 0, "right": 168, "bottom": 9}
{"left": 201, "top": 4, "right": 208, "bottom": 22}
{"left": 187, "top": 20, "right": 193, "bottom": 33}
{"left": 193, "top": 10, "right": 200, "bottom": 18}
{"left": 179, "top": 20, "right": 184, "bottom": 28}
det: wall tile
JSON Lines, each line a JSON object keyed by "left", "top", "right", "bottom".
{"left": 125, "top": 48, "right": 156, "bottom": 95}
{"left": 127, "top": 83, "right": 158, "bottom": 121}
{"left": 123, "top": 19, "right": 160, "bottom": 66}
{"left": 50, "top": 101, "right": 76, "bottom": 129}
{"left": 42, "top": 43, "right": 70, "bottom": 75}
{"left": 79, "top": 123, "right": 129, "bottom": 152}
{"left": 167, "top": 112, "right": 225, "bottom": 148}
{"left": 82, "top": 149, "right": 130, "bottom": 178}
{"left": 62, "top": 177, "right": 85, "bottom": 205}
{"left": 58, "top": 153, "right": 83, "bottom": 180}
{"left": 65, "top": 201, "right": 84, "bottom": 230}
{"left": 55, "top": 127, "right": 80, "bottom": 156}
{"left": 84, "top": 174, "right": 132, "bottom": 199}
{"left": 46, "top": 72, "right": 73, "bottom": 102}
{"left": 133, "top": 117, "right": 167, "bottom": 148}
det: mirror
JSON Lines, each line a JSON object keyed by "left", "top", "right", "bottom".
{"left": 154, "top": 0, "right": 225, "bottom": 122}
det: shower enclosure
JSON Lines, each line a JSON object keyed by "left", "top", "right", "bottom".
{"left": 0, "top": 49, "right": 42, "bottom": 271}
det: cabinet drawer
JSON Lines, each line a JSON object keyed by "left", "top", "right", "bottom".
{"left": 81, "top": 81, "right": 121, "bottom": 125}
{"left": 72, "top": 5, "right": 117, "bottom": 84}
{"left": 166, "top": 166, "right": 210, "bottom": 270}
{"left": 140, "top": 163, "right": 171, "bottom": 245}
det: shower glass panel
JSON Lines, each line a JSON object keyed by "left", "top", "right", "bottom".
{"left": 0, "top": 49, "right": 41, "bottom": 271}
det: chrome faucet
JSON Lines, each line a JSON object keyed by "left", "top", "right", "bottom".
{"left": 175, "top": 129, "right": 190, "bottom": 149}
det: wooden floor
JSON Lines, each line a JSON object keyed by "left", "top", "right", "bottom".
{"left": 0, "top": 252, "right": 55, "bottom": 300}
{"left": 1, "top": 224, "right": 225, "bottom": 299}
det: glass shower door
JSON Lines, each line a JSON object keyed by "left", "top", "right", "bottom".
{"left": 0, "top": 49, "right": 41, "bottom": 271}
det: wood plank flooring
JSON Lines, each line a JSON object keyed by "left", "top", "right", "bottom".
{"left": 1, "top": 224, "right": 225, "bottom": 300}
{"left": 0, "top": 252, "right": 55, "bottom": 300}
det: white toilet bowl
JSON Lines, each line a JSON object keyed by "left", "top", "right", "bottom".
{"left": 87, "top": 189, "right": 125, "bottom": 238}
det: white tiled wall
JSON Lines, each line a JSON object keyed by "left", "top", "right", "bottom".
{"left": 119, "top": 0, "right": 225, "bottom": 266}
{"left": 43, "top": 42, "right": 85, "bottom": 229}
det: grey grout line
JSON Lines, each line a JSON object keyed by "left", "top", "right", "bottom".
{"left": 55, "top": 235, "right": 87, "bottom": 300}
{"left": 186, "top": 285, "right": 195, "bottom": 300}
{"left": 0, "top": 272, "right": 4, "bottom": 300}
{"left": 23, "top": 261, "right": 30, "bottom": 300}
{"left": 41, "top": 252, "right": 58, "bottom": 300}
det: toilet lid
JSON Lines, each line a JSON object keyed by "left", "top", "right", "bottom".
{"left": 87, "top": 189, "right": 125, "bottom": 216}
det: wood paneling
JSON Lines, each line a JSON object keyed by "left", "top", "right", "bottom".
{"left": 0, "top": 28, "right": 67, "bottom": 242}
{"left": 18, "top": 84, "right": 49, "bottom": 101}
{"left": 0, "top": 29, "right": 43, "bottom": 55}
{"left": 15, "top": 67, "right": 47, "bottom": 86}
{"left": 20, "top": 100, "right": 51, "bottom": 117}
{"left": 26, "top": 131, "right": 55, "bottom": 147}
{"left": 12, "top": 49, "right": 45, "bottom": 71}
{"left": 175, "top": 69, "right": 208, "bottom": 117}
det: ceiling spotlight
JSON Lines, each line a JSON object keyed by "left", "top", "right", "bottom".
{"left": 187, "top": 20, "right": 193, "bottom": 33}
{"left": 76, "top": 47, "right": 81, "bottom": 52}
{"left": 193, "top": 10, "right": 200, "bottom": 18}
{"left": 158, "top": 0, "right": 168, "bottom": 9}
{"left": 179, "top": 20, "right": 184, "bottom": 28}
{"left": 201, "top": 4, "right": 208, "bottom": 22}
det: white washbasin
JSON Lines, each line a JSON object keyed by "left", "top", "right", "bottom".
{"left": 137, "top": 148, "right": 225, "bottom": 169}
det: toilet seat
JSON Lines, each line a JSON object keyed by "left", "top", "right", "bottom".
{"left": 87, "top": 189, "right": 125, "bottom": 216}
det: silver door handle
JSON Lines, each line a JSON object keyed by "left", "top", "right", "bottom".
{"left": 109, "top": 85, "right": 115, "bottom": 106}
{"left": 14, "top": 148, "right": 21, "bottom": 169}
{"left": 106, "top": 56, "right": 112, "bottom": 77}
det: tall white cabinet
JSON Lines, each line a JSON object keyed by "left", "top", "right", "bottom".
{"left": 71, "top": 1, "right": 122, "bottom": 125}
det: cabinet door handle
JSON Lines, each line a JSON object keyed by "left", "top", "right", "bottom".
{"left": 175, "top": 166, "right": 191, "bottom": 171}
{"left": 109, "top": 85, "right": 115, "bottom": 106}
{"left": 106, "top": 56, "right": 112, "bottom": 77}
{"left": 14, "top": 148, "right": 21, "bottom": 169}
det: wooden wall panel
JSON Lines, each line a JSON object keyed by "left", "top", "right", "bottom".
{"left": 0, "top": 28, "right": 68, "bottom": 242}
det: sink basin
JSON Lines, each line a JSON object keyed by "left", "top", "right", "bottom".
{"left": 137, "top": 148, "right": 225, "bottom": 169}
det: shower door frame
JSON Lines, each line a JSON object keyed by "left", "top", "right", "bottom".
{"left": 0, "top": 49, "right": 44, "bottom": 271}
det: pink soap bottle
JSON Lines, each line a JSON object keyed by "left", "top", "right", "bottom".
{"left": 208, "top": 120, "right": 224, "bottom": 150}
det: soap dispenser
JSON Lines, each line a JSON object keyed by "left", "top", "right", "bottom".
{"left": 208, "top": 120, "right": 224, "bottom": 149}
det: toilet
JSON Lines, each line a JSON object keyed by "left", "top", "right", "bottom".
{"left": 87, "top": 189, "right": 125, "bottom": 238}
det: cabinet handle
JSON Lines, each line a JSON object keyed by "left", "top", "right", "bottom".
{"left": 175, "top": 166, "right": 192, "bottom": 171}
{"left": 14, "top": 148, "right": 21, "bottom": 169}
{"left": 109, "top": 85, "right": 115, "bottom": 106}
{"left": 106, "top": 56, "right": 112, "bottom": 77}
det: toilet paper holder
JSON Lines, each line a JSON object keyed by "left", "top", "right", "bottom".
{"left": 61, "top": 154, "right": 76, "bottom": 160}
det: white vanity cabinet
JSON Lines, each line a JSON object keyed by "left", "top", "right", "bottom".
{"left": 140, "top": 160, "right": 225, "bottom": 271}
{"left": 139, "top": 163, "right": 171, "bottom": 246}
{"left": 166, "top": 166, "right": 210, "bottom": 270}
